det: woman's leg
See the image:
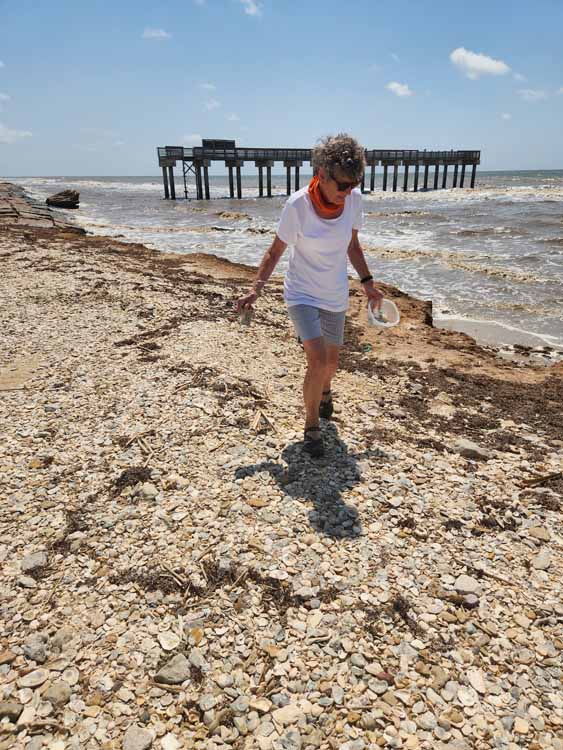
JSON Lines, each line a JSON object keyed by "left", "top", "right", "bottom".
{"left": 322, "top": 344, "right": 340, "bottom": 396}
{"left": 302, "top": 337, "right": 327, "bottom": 430}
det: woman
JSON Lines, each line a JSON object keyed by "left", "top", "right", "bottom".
{"left": 236, "top": 133, "right": 383, "bottom": 457}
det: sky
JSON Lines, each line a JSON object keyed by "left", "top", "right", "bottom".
{"left": 1, "top": 0, "right": 563, "bottom": 175}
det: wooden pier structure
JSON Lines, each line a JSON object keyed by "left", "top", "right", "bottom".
{"left": 157, "top": 139, "right": 481, "bottom": 200}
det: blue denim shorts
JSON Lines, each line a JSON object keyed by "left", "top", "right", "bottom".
{"left": 287, "top": 304, "right": 346, "bottom": 346}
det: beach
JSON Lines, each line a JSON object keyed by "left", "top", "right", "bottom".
{"left": 1, "top": 185, "right": 563, "bottom": 749}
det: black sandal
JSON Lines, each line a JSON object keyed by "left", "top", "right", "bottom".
{"left": 303, "top": 426, "right": 324, "bottom": 458}
{"left": 319, "top": 390, "right": 334, "bottom": 420}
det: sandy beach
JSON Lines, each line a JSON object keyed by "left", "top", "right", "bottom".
{"left": 1, "top": 187, "right": 563, "bottom": 749}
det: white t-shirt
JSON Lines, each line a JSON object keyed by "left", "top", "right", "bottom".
{"left": 276, "top": 186, "right": 363, "bottom": 312}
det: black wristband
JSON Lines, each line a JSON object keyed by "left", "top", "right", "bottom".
{"left": 360, "top": 274, "right": 373, "bottom": 284}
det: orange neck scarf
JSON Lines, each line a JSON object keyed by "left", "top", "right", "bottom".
{"left": 308, "top": 175, "right": 343, "bottom": 219}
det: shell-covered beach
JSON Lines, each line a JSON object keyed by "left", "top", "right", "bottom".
{"left": 1, "top": 185, "right": 563, "bottom": 750}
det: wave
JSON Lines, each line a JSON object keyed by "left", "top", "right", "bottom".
{"left": 451, "top": 226, "right": 527, "bottom": 238}
{"left": 364, "top": 243, "right": 556, "bottom": 285}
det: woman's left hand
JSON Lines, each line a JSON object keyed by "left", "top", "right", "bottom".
{"left": 362, "top": 280, "right": 384, "bottom": 309}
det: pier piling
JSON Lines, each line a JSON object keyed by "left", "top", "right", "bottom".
{"left": 162, "top": 167, "right": 170, "bottom": 200}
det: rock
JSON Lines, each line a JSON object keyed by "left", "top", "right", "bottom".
{"left": 17, "top": 668, "right": 50, "bottom": 688}
{"left": 514, "top": 717, "right": 529, "bottom": 734}
{"left": 0, "top": 701, "right": 24, "bottom": 721}
{"left": 139, "top": 482, "right": 159, "bottom": 500}
{"left": 158, "top": 631, "right": 180, "bottom": 651}
{"left": 161, "top": 735, "right": 181, "bottom": 750}
{"left": 123, "top": 725, "right": 153, "bottom": 750}
{"left": 43, "top": 680, "right": 72, "bottom": 706}
{"left": 454, "top": 574, "right": 480, "bottom": 595}
{"left": 46, "top": 190, "right": 80, "bottom": 209}
{"left": 466, "top": 668, "right": 487, "bottom": 694}
{"left": 531, "top": 549, "right": 551, "bottom": 570}
{"left": 18, "top": 575, "right": 37, "bottom": 588}
{"left": 188, "top": 648, "right": 208, "bottom": 671}
{"left": 154, "top": 654, "right": 191, "bottom": 685}
{"left": 21, "top": 551, "right": 48, "bottom": 573}
{"left": 528, "top": 525, "right": 551, "bottom": 542}
{"left": 451, "top": 438, "right": 491, "bottom": 461}
{"left": 23, "top": 633, "right": 49, "bottom": 663}
{"left": 250, "top": 698, "right": 273, "bottom": 714}
{"left": 272, "top": 704, "right": 305, "bottom": 725}
{"left": 463, "top": 593, "right": 480, "bottom": 609}
{"left": 231, "top": 696, "right": 250, "bottom": 715}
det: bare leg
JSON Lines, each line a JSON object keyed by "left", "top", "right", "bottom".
{"left": 322, "top": 344, "right": 340, "bottom": 397}
{"left": 302, "top": 337, "right": 327, "bottom": 430}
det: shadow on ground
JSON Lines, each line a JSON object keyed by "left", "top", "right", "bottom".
{"left": 235, "top": 422, "right": 382, "bottom": 539}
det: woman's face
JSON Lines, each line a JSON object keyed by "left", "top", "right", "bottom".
{"left": 318, "top": 166, "right": 360, "bottom": 205}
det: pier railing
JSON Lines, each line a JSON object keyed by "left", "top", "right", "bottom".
{"left": 156, "top": 142, "right": 481, "bottom": 199}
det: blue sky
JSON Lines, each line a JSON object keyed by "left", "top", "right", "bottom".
{"left": 1, "top": 0, "right": 563, "bottom": 175}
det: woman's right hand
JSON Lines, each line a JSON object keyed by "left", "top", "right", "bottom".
{"left": 234, "top": 290, "right": 258, "bottom": 314}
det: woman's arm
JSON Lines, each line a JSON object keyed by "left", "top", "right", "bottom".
{"left": 235, "top": 234, "right": 288, "bottom": 312}
{"left": 347, "top": 230, "right": 384, "bottom": 306}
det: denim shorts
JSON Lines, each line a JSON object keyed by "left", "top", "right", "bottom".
{"left": 288, "top": 304, "right": 346, "bottom": 346}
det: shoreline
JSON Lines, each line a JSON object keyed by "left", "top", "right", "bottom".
{"left": 1, "top": 193, "right": 562, "bottom": 748}
{"left": 7, "top": 178, "right": 562, "bottom": 362}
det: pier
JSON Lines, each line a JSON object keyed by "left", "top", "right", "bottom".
{"left": 157, "top": 140, "right": 480, "bottom": 200}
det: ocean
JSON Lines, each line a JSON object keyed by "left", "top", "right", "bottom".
{"left": 10, "top": 171, "right": 563, "bottom": 355}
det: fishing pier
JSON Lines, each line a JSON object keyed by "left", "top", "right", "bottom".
{"left": 157, "top": 139, "right": 481, "bottom": 200}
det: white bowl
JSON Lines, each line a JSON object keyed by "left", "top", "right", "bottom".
{"left": 367, "top": 298, "right": 401, "bottom": 329}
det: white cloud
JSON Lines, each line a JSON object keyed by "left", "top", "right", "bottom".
{"left": 227, "top": 113, "right": 240, "bottom": 121}
{"left": 513, "top": 72, "right": 526, "bottom": 82}
{"left": 557, "top": 87, "right": 563, "bottom": 95}
{"left": 113, "top": 140, "right": 126, "bottom": 147}
{"left": 183, "top": 133, "right": 202, "bottom": 145}
{"left": 204, "top": 98, "right": 220, "bottom": 110}
{"left": 240, "top": 0, "right": 262, "bottom": 16}
{"left": 501, "top": 113, "right": 511, "bottom": 120}
{"left": 200, "top": 82, "right": 216, "bottom": 91}
{"left": 0, "top": 122, "right": 31, "bottom": 143}
{"left": 386, "top": 81, "right": 413, "bottom": 97}
{"left": 142, "top": 28, "right": 172, "bottom": 39}
{"left": 450, "top": 47, "right": 510, "bottom": 79}
{"left": 517, "top": 88, "right": 547, "bottom": 101}
{"left": 391, "top": 53, "right": 400, "bottom": 62}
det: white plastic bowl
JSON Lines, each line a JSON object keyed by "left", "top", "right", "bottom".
{"left": 367, "top": 298, "right": 401, "bottom": 329}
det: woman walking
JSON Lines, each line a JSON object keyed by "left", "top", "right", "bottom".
{"left": 236, "top": 134, "right": 383, "bottom": 457}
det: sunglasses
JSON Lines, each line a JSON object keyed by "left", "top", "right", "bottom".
{"left": 330, "top": 174, "right": 360, "bottom": 192}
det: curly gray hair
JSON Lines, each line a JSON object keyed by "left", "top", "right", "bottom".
{"left": 311, "top": 133, "right": 366, "bottom": 181}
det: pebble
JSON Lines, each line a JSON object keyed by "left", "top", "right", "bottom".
{"left": 0, "top": 701, "right": 24, "bottom": 721}
{"left": 454, "top": 574, "right": 481, "bottom": 595}
{"left": 272, "top": 704, "right": 305, "bottom": 725}
{"left": 123, "top": 725, "right": 153, "bottom": 750}
{"left": 532, "top": 548, "right": 552, "bottom": 570}
{"left": 23, "top": 632, "right": 49, "bottom": 663}
{"left": 158, "top": 631, "right": 180, "bottom": 651}
{"left": 17, "top": 668, "right": 49, "bottom": 688}
{"left": 155, "top": 654, "right": 191, "bottom": 685}
{"left": 43, "top": 680, "right": 72, "bottom": 706}
{"left": 528, "top": 525, "right": 551, "bottom": 542}
{"left": 21, "top": 551, "right": 48, "bottom": 572}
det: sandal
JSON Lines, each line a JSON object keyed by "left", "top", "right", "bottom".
{"left": 303, "top": 426, "right": 324, "bottom": 458}
{"left": 319, "top": 390, "right": 334, "bottom": 420}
